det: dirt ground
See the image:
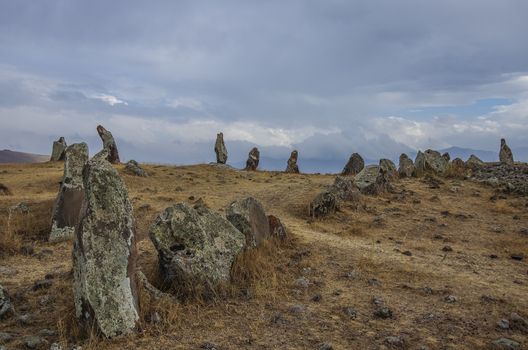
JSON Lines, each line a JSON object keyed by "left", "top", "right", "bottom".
{"left": 0, "top": 162, "right": 527, "bottom": 349}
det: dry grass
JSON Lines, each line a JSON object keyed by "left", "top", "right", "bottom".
{"left": 0, "top": 162, "right": 527, "bottom": 349}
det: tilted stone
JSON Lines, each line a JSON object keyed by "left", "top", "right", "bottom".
{"left": 49, "top": 143, "right": 89, "bottom": 242}
{"left": 73, "top": 154, "right": 139, "bottom": 338}
{"left": 466, "top": 154, "right": 485, "bottom": 170}
{"left": 398, "top": 153, "right": 415, "bottom": 178}
{"left": 499, "top": 138, "right": 514, "bottom": 165}
{"left": 96, "top": 125, "right": 120, "bottom": 163}
{"left": 245, "top": 147, "right": 260, "bottom": 171}
{"left": 50, "top": 137, "right": 67, "bottom": 161}
{"left": 226, "top": 197, "right": 271, "bottom": 247}
{"left": 341, "top": 153, "right": 364, "bottom": 175}
{"left": 149, "top": 202, "right": 245, "bottom": 288}
{"left": 285, "top": 150, "right": 300, "bottom": 173}
{"left": 214, "top": 132, "right": 228, "bottom": 164}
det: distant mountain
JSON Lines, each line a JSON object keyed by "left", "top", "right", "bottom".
{"left": 0, "top": 149, "right": 49, "bottom": 163}
{"left": 438, "top": 146, "right": 498, "bottom": 162}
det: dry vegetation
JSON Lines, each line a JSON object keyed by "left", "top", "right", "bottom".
{"left": 0, "top": 162, "right": 527, "bottom": 349}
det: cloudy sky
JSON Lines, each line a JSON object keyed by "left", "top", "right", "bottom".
{"left": 1, "top": 0, "right": 527, "bottom": 168}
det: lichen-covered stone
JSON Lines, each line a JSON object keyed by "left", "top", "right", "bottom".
{"left": 466, "top": 154, "right": 485, "bottom": 170}
{"left": 0, "top": 284, "right": 12, "bottom": 318}
{"left": 149, "top": 203, "right": 245, "bottom": 287}
{"left": 398, "top": 153, "right": 415, "bottom": 178}
{"left": 96, "top": 125, "right": 120, "bottom": 164}
{"left": 285, "top": 150, "right": 300, "bottom": 173}
{"left": 447, "top": 158, "right": 466, "bottom": 178}
{"left": 379, "top": 159, "right": 398, "bottom": 179}
{"left": 309, "top": 190, "right": 337, "bottom": 218}
{"left": 442, "top": 152, "right": 451, "bottom": 162}
{"left": 245, "top": 147, "right": 260, "bottom": 171}
{"left": 214, "top": 132, "right": 228, "bottom": 164}
{"left": 309, "top": 176, "right": 362, "bottom": 218}
{"left": 414, "top": 150, "right": 448, "bottom": 177}
{"left": 342, "top": 153, "right": 364, "bottom": 175}
{"left": 354, "top": 165, "right": 391, "bottom": 195}
{"left": 268, "top": 215, "right": 287, "bottom": 240}
{"left": 50, "top": 137, "right": 67, "bottom": 161}
{"left": 499, "top": 138, "right": 514, "bottom": 165}
{"left": 49, "top": 143, "right": 88, "bottom": 242}
{"left": 124, "top": 160, "right": 147, "bottom": 177}
{"left": 73, "top": 154, "right": 139, "bottom": 338}
{"left": 226, "top": 197, "right": 271, "bottom": 247}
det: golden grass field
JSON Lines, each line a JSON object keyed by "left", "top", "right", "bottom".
{"left": 0, "top": 161, "right": 527, "bottom": 349}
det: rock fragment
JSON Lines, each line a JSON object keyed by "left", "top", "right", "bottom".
{"left": 124, "top": 160, "right": 147, "bottom": 177}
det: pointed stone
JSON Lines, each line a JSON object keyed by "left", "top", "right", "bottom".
{"left": 245, "top": 147, "right": 260, "bottom": 171}
{"left": 398, "top": 153, "right": 415, "bottom": 178}
{"left": 341, "top": 153, "right": 364, "bottom": 175}
{"left": 50, "top": 137, "right": 67, "bottom": 161}
{"left": 49, "top": 143, "right": 89, "bottom": 242}
{"left": 379, "top": 159, "right": 398, "bottom": 179}
{"left": 96, "top": 125, "right": 120, "bottom": 164}
{"left": 499, "top": 138, "right": 514, "bottom": 165}
{"left": 466, "top": 154, "right": 484, "bottom": 170}
{"left": 214, "top": 132, "right": 228, "bottom": 164}
{"left": 73, "top": 154, "right": 139, "bottom": 338}
{"left": 285, "top": 150, "right": 300, "bottom": 173}
{"left": 226, "top": 197, "right": 271, "bottom": 247}
{"left": 414, "top": 150, "right": 448, "bottom": 177}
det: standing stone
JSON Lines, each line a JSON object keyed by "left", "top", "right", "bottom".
{"left": 50, "top": 137, "right": 67, "bottom": 161}
{"left": 49, "top": 143, "right": 89, "bottom": 242}
{"left": 379, "top": 159, "right": 398, "bottom": 179}
{"left": 466, "top": 154, "right": 485, "bottom": 170}
{"left": 226, "top": 197, "right": 271, "bottom": 247}
{"left": 214, "top": 132, "right": 228, "bottom": 164}
{"left": 309, "top": 191, "right": 337, "bottom": 218}
{"left": 414, "top": 150, "right": 448, "bottom": 177}
{"left": 149, "top": 203, "right": 245, "bottom": 288}
{"left": 124, "top": 160, "right": 147, "bottom": 177}
{"left": 285, "top": 150, "right": 300, "bottom": 173}
{"left": 442, "top": 152, "right": 451, "bottom": 162}
{"left": 354, "top": 165, "right": 391, "bottom": 195}
{"left": 342, "top": 153, "right": 364, "bottom": 175}
{"left": 309, "top": 176, "right": 362, "bottom": 218}
{"left": 499, "top": 138, "right": 514, "bottom": 165}
{"left": 398, "top": 153, "right": 415, "bottom": 178}
{"left": 73, "top": 154, "right": 139, "bottom": 338}
{"left": 245, "top": 147, "right": 260, "bottom": 171}
{"left": 448, "top": 158, "right": 466, "bottom": 178}
{"left": 96, "top": 125, "right": 120, "bottom": 164}
{"left": 268, "top": 215, "right": 287, "bottom": 240}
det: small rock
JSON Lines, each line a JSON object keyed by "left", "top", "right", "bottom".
{"left": 402, "top": 250, "right": 412, "bottom": 256}
{"left": 296, "top": 277, "right": 309, "bottom": 289}
{"left": 442, "top": 245, "right": 453, "bottom": 252}
{"left": 368, "top": 278, "right": 381, "bottom": 286}
{"left": 289, "top": 304, "right": 306, "bottom": 315}
{"left": 343, "top": 307, "right": 357, "bottom": 319}
{"left": 511, "top": 253, "right": 524, "bottom": 261}
{"left": 444, "top": 295, "right": 458, "bottom": 303}
{"left": 497, "top": 319, "right": 510, "bottom": 330}
{"left": 24, "top": 336, "right": 45, "bottom": 349}
{"left": 373, "top": 307, "right": 393, "bottom": 319}
{"left": 0, "top": 284, "right": 12, "bottom": 318}
{"left": 491, "top": 338, "right": 520, "bottom": 349}
{"left": 311, "top": 294, "right": 322, "bottom": 302}
{"left": 372, "top": 297, "right": 384, "bottom": 305}
{"left": 319, "top": 343, "right": 333, "bottom": 350}
{"left": 384, "top": 336, "right": 403, "bottom": 347}
{"left": 200, "top": 342, "right": 219, "bottom": 350}
{"left": 490, "top": 254, "right": 499, "bottom": 259}
{"left": 0, "top": 332, "right": 13, "bottom": 343}
{"left": 509, "top": 313, "right": 528, "bottom": 333}
{"left": 150, "top": 311, "right": 161, "bottom": 324}
{"left": 18, "top": 314, "right": 31, "bottom": 325}
{"left": 32, "top": 279, "right": 52, "bottom": 291}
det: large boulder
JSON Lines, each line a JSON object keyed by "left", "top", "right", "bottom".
{"left": 414, "top": 150, "right": 448, "bottom": 177}
{"left": 214, "top": 132, "right": 228, "bottom": 164}
{"left": 0, "top": 284, "right": 12, "bottom": 318}
{"left": 49, "top": 143, "right": 89, "bottom": 242}
{"left": 149, "top": 203, "right": 245, "bottom": 288}
{"left": 124, "top": 160, "right": 147, "bottom": 177}
{"left": 398, "top": 153, "right": 415, "bottom": 178}
{"left": 50, "top": 137, "right": 67, "bottom": 161}
{"left": 73, "top": 154, "right": 139, "bottom": 338}
{"left": 341, "top": 153, "right": 364, "bottom": 175}
{"left": 379, "top": 159, "right": 398, "bottom": 179}
{"left": 466, "top": 154, "right": 485, "bottom": 170}
{"left": 309, "top": 176, "right": 361, "bottom": 218}
{"left": 244, "top": 147, "right": 260, "bottom": 171}
{"left": 447, "top": 158, "right": 466, "bottom": 178}
{"left": 226, "top": 197, "right": 271, "bottom": 247}
{"left": 354, "top": 165, "right": 391, "bottom": 195}
{"left": 309, "top": 190, "right": 337, "bottom": 218}
{"left": 285, "top": 150, "right": 300, "bottom": 173}
{"left": 499, "top": 138, "right": 514, "bottom": 165}
{"left": 96, "top": 125, "right": 120, "bottom": 164}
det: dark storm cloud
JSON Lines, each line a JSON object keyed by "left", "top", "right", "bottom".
{"left": 1, "top": 0, "right": 527, "bottom": 166}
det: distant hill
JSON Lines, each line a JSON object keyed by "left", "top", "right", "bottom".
{"left": 0, "top": 149, "right": 49, "bottom": 163}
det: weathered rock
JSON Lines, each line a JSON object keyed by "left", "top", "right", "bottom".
{"left": 509, "top": 313, "right": 528, "bottom": 333}
{"left": 491, "top": 338, "right": 520, "bottom": 349}
{"left": 268, "top": 215, "right": 287, "bottom": 240}
{"left": 447, "top": 158, "right": 467, "bottom": 178}
{"left": 214, "top": 132, "right": 228, "bottom": 164}
{"left": 73, "top": 154, "right": 139, "bottom": 338}
{"left": 342, "top": 153, "right": 364, "bottom": 175}
{"left": 379, "top": 159, "right": 398, "bottom": 179}
{"left": 331, "top": 176, "right": 361, "bottom": 202}
{"left": 354, "top": 165, "right": 391, "bottom": 195}
{"left": 49, "top": 143, "right": 89, "bottom": 242}
{"left": 499, "top": 138, "right": 514, "bottom": 165}
{"left": 285, "top": 150, "right": 300, "bottom": 173}
{"left": 226, "top": 197, "right": 271, "bottom": 247}
{"left": 442, "top": 152, "right": 451, "bottom": 162}
{"left": 466, "top": 154, "right": 485, "bottom": 170}
{"left": 0, "top": 284, "right": 12, "bottom": 318}
{"left": 398, "top": 153, "right": 415, "bottom": 178}
{"left": 309, "top": 190, "right": 337, "bottom": 218}
{"left": 244, "top": 147, "right": 260, "bottom": 171}
{"left": 124, "top": 160, "right": 147, "bottom": 177}
{"left": 96, "top": 125, "right": 120, "bottom": 164}
{"left": 149, "top": 203, "right": 245, "bottom": 288}
{"left": 50, "top": 137, "right": 67, "bottom": 161}
{"left": 414, "top": 150, "right": 449, "bottom": 177}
